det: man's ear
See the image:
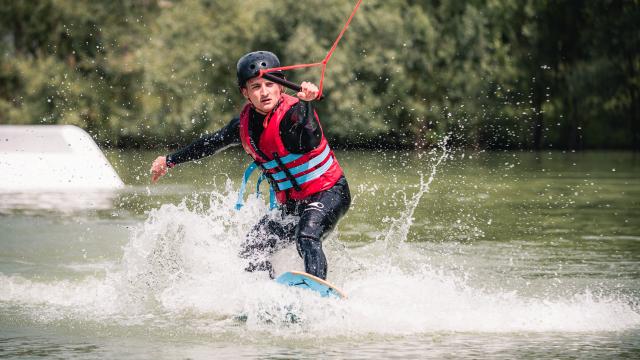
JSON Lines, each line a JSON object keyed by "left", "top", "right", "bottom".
{"left": 240, "top": 87, "right": 248, "bottom": 99}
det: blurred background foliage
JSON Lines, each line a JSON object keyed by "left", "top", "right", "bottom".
{"left": 0, "top": 0, "right": 638, "bottom": 150}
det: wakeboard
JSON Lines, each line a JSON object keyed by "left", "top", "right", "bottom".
{"left": 275, "top": 271, "right": 346, "bottom": 299}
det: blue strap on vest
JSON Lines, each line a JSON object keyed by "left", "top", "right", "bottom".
{"left": 235, "top": 145, "right": 333, "bottom": 209}
{"left": 256, "top": 173, "right": 265, "bottom": 195}
{"left": 270, "top": 144, "right": 331, "bottom": 182}
{"left": 261, "top": 153, "right": 302, "bottom": 170}
{"left": 236, "top": 161, "right": 277, "bottom": 210}
{"left": 272, "top": 145, "right": 333, "bottom": 190}
{"left": 256, "top": 173, "right": 277, "bottom": 210}
{"left": 235, "top": 161, "right": 258, "bottom": 210}
{"left": 276, "top": 155, "right": 333, "bottom": 190}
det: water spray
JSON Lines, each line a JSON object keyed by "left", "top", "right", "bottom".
{"left": 383, "top": 136, "right": 450, "bottom": 247}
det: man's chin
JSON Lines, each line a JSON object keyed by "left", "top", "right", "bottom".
{"left": 257, "top": 103, "right": 275, "bottom": 113}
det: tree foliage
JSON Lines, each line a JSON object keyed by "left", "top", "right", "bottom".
{"left": 0, "top": 0, "right": 638, "bottom": 150}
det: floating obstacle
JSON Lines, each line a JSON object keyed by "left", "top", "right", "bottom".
{"left": 0, "top": 125, "right": 124, "bottom": 191}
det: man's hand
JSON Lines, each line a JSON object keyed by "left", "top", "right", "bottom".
{"left": 151, "top": 156, "right": 169, "bottom": 183}
{"left": 296, "top": 81, "right": 320, "bottom": 101}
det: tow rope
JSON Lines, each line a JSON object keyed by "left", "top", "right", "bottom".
{"left": 259, "top": 0, "right": 363, "bottom": 98}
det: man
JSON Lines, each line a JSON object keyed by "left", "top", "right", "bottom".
{"left": 150, "top": 51, "right": 350, "bottom": 280}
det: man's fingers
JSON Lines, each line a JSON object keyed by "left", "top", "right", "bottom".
{"left": 294, "top": 81, "right": 320, "bottom": 101}
{"left": 296, "top": 82, "right": 319, "bottom": 101}
{"left": 151, "top": 167, "right": 166, "bottom": 182}
{"left": 150, "top": 156, "right": 168, "bottom": 183}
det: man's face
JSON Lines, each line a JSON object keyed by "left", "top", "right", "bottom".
{"left": 241, "top": 77, "right": 283, "bottom": 115}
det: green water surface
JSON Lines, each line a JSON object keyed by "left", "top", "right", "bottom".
{"left": 1, "top": 149, "right": 639, "bottom": 359}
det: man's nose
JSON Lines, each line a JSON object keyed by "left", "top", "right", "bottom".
{"left": 259, "top": 84, "right": 268, "bottom": 96}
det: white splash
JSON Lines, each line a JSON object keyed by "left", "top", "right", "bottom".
{"left": 1, "top": 167, "right": 639, "bottom": 337}
{"left": 383, "top": 137, "right": 450, "bottom": 247}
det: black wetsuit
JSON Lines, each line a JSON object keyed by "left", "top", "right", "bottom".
{"left": 166, "top": 101, "right": 350, "bottom": 279}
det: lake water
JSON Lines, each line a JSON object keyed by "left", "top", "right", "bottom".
{"left": 1, "top": 149, "right": 639, "bottom": 358}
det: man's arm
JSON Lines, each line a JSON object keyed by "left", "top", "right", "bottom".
{"left": 280, "top": 81, "right": 322, "bottom": 153}
{"left": 151, "top": 117, "right": 240, "bottom": 182}
{"left": 166, "top": 117, "right": 240, "bottom": 166}
{"left": 281, "top": 101, "right": 322, "bottom": 153}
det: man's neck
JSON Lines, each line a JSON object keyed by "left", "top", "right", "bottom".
{"left": 251, "top": 108, "right": 266, "bottom": 120}
{"left": 253, "top": 107, "right": 268, "bottom": 116}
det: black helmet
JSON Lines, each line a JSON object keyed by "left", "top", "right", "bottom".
{"left": 236, "top": 51, "right": 284, "bottom": 88}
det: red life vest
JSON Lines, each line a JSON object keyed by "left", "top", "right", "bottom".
{"left": 239, "top": 94, "right": 343, "bottom": 204}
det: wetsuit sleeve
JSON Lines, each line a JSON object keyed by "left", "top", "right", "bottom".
{"left": 166, "top": 117, "right": 240, "bottom": 166}
{"left": 280, "top": 100, "right": 322, "bottom": 154}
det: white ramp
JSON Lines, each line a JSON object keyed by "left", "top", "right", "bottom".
{"left": 0, "top": 125, "right": 124, "bottom": 192}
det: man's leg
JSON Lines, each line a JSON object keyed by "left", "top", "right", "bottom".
{"left": 296, "top": 177, "right": 351, "bottom": 279}
{"left": 240, "top": 213, "right": 296, "bottom": 278}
